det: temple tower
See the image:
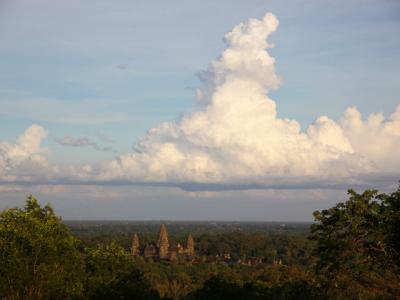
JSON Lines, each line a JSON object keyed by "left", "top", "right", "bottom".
{"left": 157, "top": 224, "right": 170, "bottom": 259}
{"left": 131, "top": 233, "right": 140, "bottom": 256}
{"left": 186, "top": 234, "right": 195, "bottom": 257}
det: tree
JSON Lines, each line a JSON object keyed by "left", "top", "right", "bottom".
{"left": 0, "top": 195, "right": 84, "bottom": 299}
{"left": 310, "top": 187, "right": 400, "bottom": 299}
{"left": 189, "top": 276, "right": 249, "bottom": 300}
{"left": 377, "top": 185, "right": 400, "bottom": 266}
{"left": 85, "top": 242, "right": 160, "bottom": 299}
{"left": 188, "top": 275, "right": 316, "bottom": 300}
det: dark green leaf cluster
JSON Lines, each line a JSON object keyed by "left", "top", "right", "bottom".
{"left": 310, "top": 187, "right": 400, "bottom": 299}
{"left": 187, "top": 276, "right": 317, "bottom": 300}
{"left": 0, "top": 196, "right": 84, "bottom": 299}
{"left": 84, "top": 242, "right": 160, "bottom": 299}
{"left": 196, "top": 231, "right": 313, "bottom": 264}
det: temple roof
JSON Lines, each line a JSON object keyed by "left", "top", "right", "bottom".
{"left": 157, "top": 224, "right": 169, "bottom": 247}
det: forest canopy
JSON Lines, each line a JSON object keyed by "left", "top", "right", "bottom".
{"left": 0, "top": 186, "right": 399, "bottom": 300}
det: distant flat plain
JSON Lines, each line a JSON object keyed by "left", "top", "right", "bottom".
{"left": 65, "top": 220, "right": 311, "bottom": 237}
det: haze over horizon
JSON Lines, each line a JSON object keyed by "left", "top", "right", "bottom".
{"left": 0, "top": 0, "right": 399, "bottom": 221}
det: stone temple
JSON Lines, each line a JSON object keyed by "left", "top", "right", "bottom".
{"left": 131, "top": 224, "right": 195, "bottom": 261}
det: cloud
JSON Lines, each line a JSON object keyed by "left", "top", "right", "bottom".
{"left": 0, "top": 13, "right": 399, "bottom": 191}
{"left": 0, "top": 125, "right": 54, "bottom": 181}
{"left": 84, "top": 12, "right": 398, "bottom": 189}
{"left": 115, "top": 64, "right": 129, "bottom": 70}
{"left": 54, "top": 135, "right": 113, "bottom": 152}
{"left": 339, "top": 106, "right": 400, "bottom": 172}
{"left": 96, "top": 132, "right": 115, "bottom": 144}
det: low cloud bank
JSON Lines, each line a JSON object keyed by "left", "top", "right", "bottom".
{"left": 1, "top": 13, "right": 399, "bottom": 190}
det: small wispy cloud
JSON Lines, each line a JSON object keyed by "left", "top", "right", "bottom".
{"left": 115, "top": 64, "right": 129, "bottom": 70}
{"left": 96, "top": 132, "right": 115, "bottom": 144}
{"left": 54, "top": 135, "right": 113, "bottom": 152}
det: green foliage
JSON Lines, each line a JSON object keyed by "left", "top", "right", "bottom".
{"left": 0, "top": 195, "right": 84, "bottom": 299}
{"left": 188, "top": 276, "right": 317, "bottom": 300}
{"left": 189, "top": 277, "right": 247, "bottom": 300}
{"left": 1, "top": 187, "right": 400, "bottom": 300}
{"left": 196, "top": 231, "right": 313, "bottom": 265}
{"left": 311, "top": 187, "right": 400, "bottom": 299}
{"left": 85, "top": 242, "right": 160, "bottom": 299}
{"left": 377, "top": 185, "right": 400, "bottom": 264}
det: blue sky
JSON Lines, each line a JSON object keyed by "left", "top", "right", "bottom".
{"left": 0, "top": 0, "right": 399, "bottom": 220}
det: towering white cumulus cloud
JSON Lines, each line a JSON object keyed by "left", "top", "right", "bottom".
{"left": 92, "top": 13, "right": 398, "bottom": 188}
{"left": 0, "top": 125, "right": 50, "bottom": 181}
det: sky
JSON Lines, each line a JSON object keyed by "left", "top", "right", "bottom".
{"left": 0, "top": 0, "right": 399, "bottom": 221}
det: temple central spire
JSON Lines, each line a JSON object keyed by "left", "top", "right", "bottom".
{"left": 157, "top": 224, "right": 170, "bottom": 259}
